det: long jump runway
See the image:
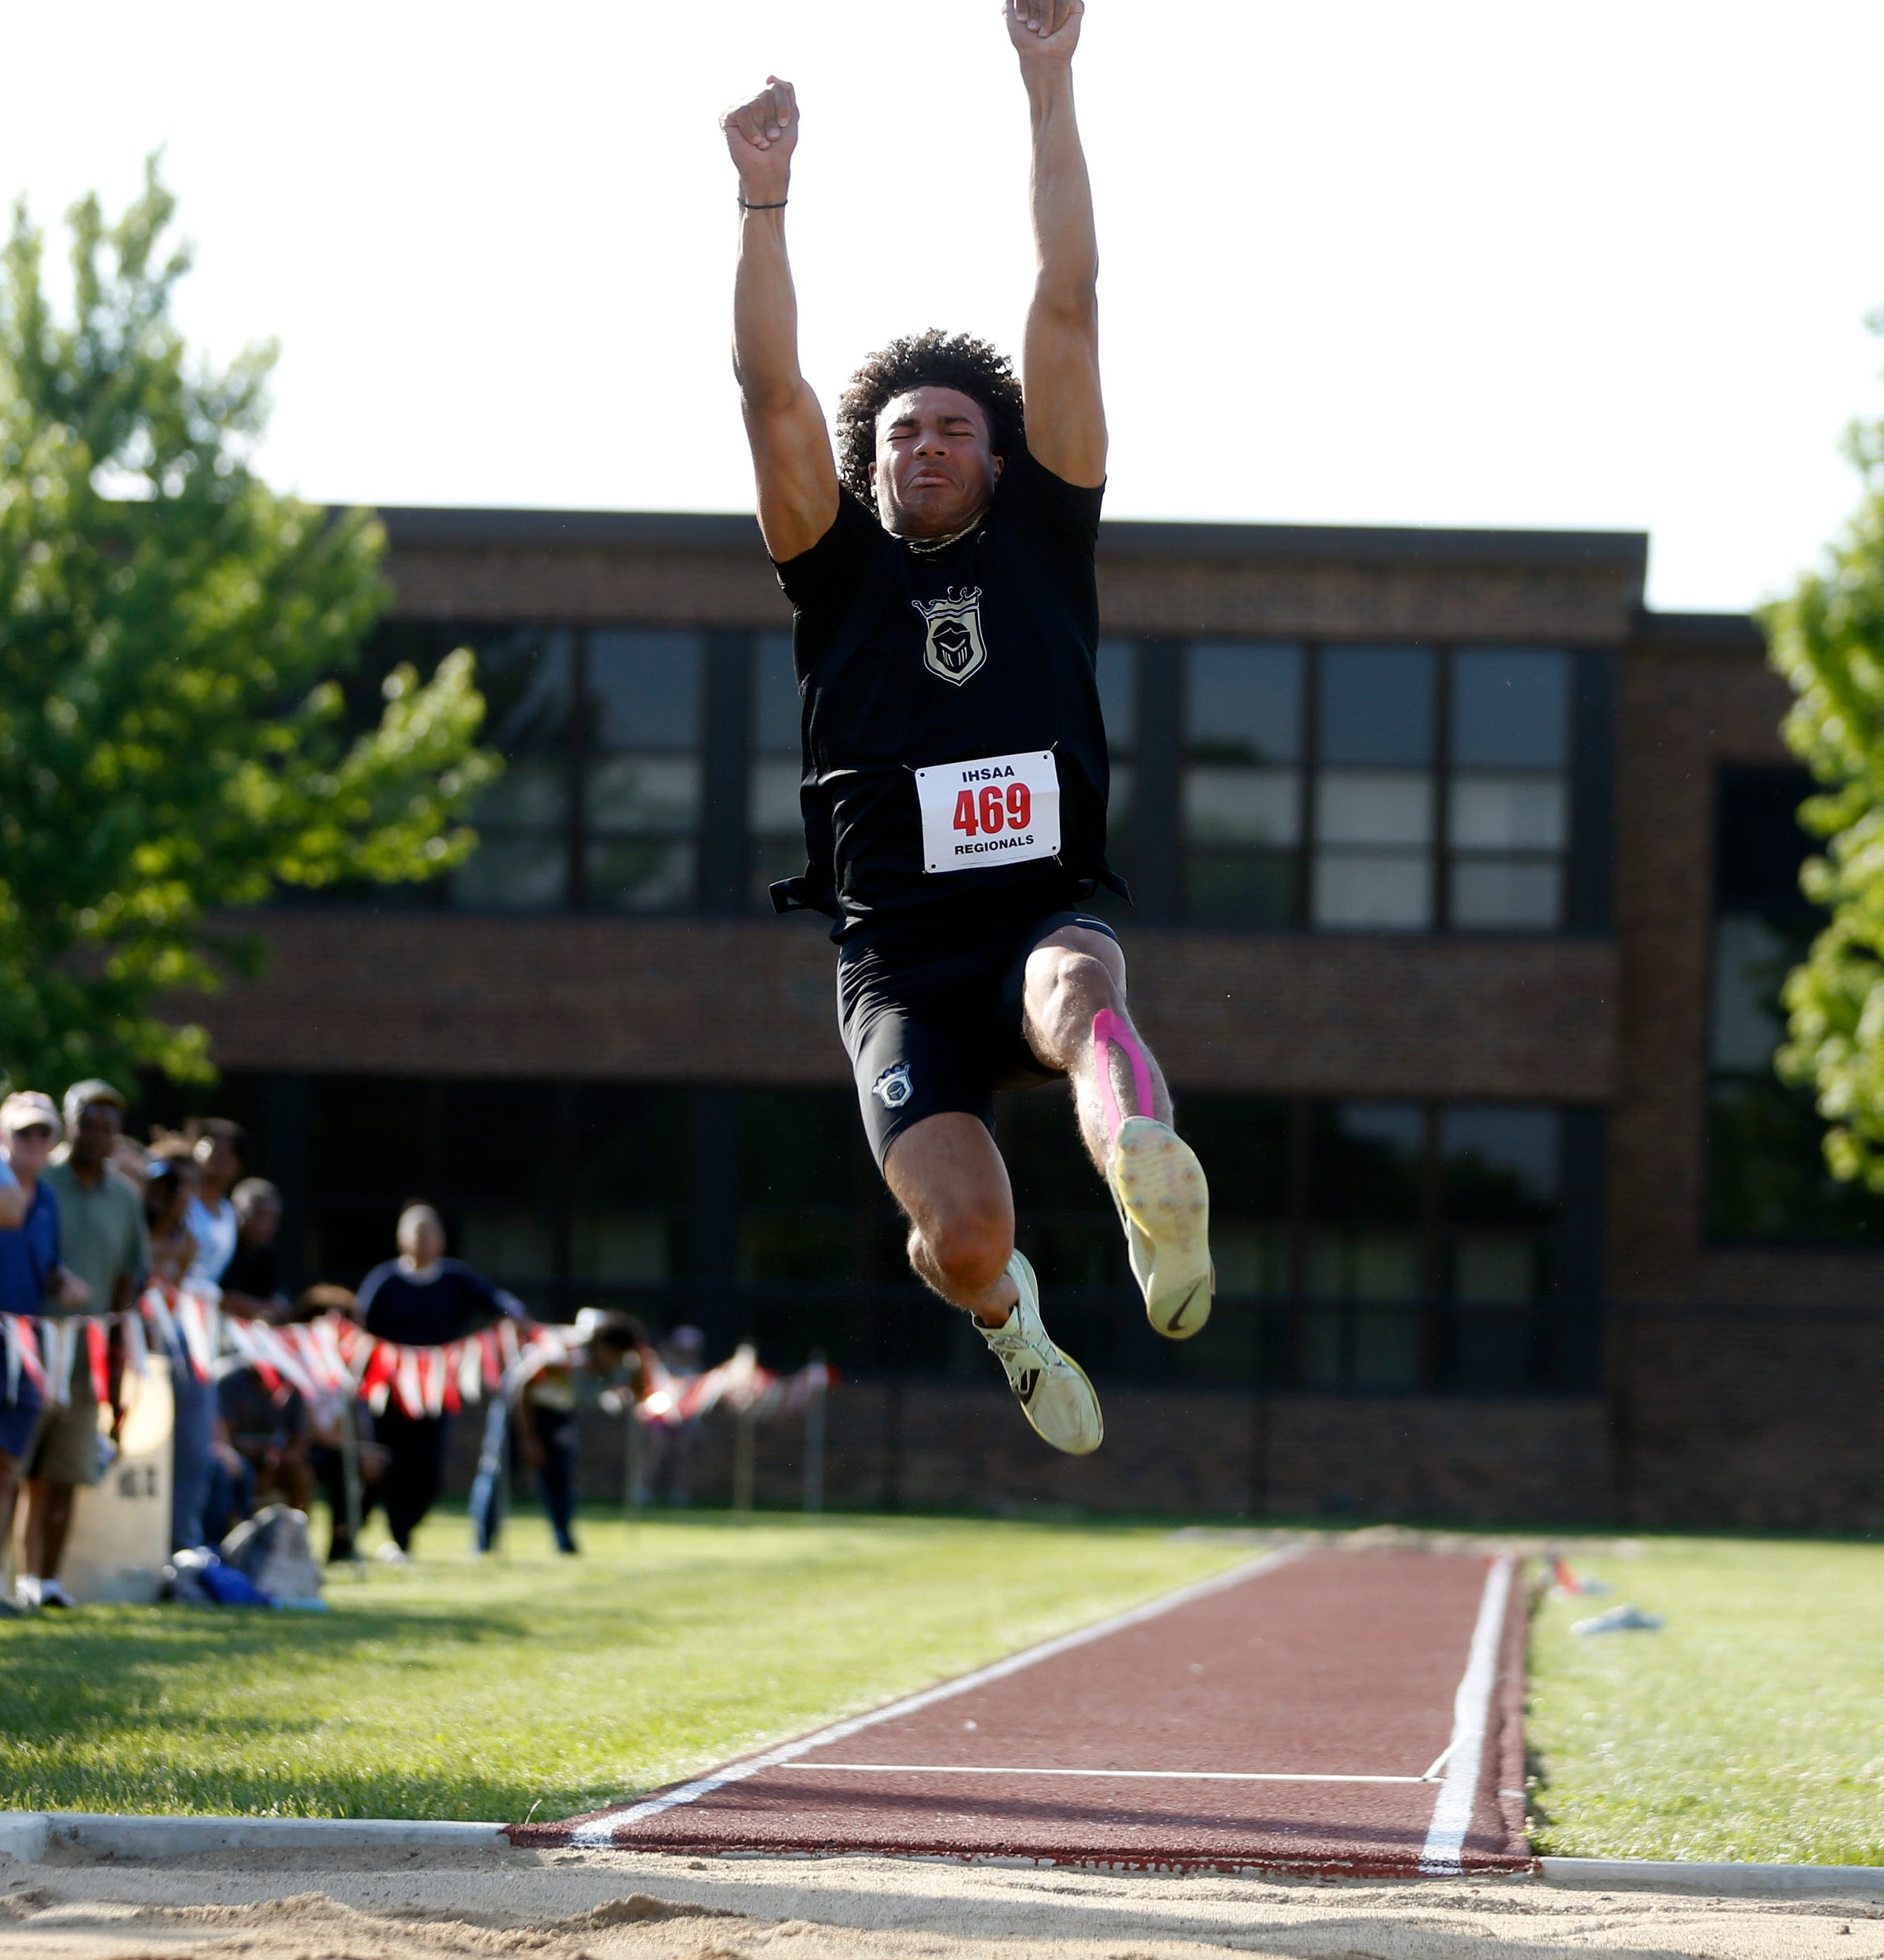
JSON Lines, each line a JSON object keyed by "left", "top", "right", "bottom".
{"left": 518, "top": 1548, "right": 1532, "bottom": 1877}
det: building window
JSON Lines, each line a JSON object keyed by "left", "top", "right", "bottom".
{"left": 566, "top": 1084, "right": 687, "bottom": 1283}
{"left": 1178, "top": 1092, "right": 1579, "bottom": 1391}
{"left": 1440, "top": 1104, "right": 1560, "bottom": 1300}
{"left": 1314, "top": 648, "right": 1437, "bottom": 930}
{"left": 293, "top": 1074, "right": 688, "bottom": 1315}
{"left": 1706, "top": 765, "right": 1884, "bottom": 1243}
{"left": 739, "top": 1088, "right": 893, "bottom": 1284}
{"left": 1179, "top": 641, "right": 1574, "bottom": 932}
{"left": 580, "top": 630, "right": 703, "bottom": 911}
{"left": 214, "top": 1066, "right": 1591, "bottom": 1389}
{"left": 450, "top": 627, "right": 577, "bottom": 911}
{"left": 1184, "top": 641, "right": 1302, "bottom": 924}
{"left": 1448, "top": 649, "right": 1571, "bottom": 928}
{"left": 1302, "top": 1100, "right": 1427, "bottom": 1384}
{"left": 750, "top": 631, "right": 804, "bottom": 909}
{"left": 348, "top": 621, "right": 710, "bottom": 914}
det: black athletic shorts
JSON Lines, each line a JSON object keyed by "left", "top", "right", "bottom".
{"left": 837, "top": 907, "right": 1121, "bottom": 1173}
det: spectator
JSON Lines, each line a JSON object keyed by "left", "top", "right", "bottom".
{"left": 206, "top": 1356, "right": 313, "bottom": 1543}
{"left": 143, "top": 1141, "right": 199, "bottom": 1286}
{"left": 511, "top": 1350, "right": 582, "bottom": 1555}
{"left": 355, "top": 1203, "right": 525, "bottom": 1562}
{"left": 586, "top": 1312, "right": 659, "bottom": 1403}
{"left": 0, "top": 1093, "right": 90, "bottom": 1610}
{"left": 173, "top": 1117, "right": 245, "bottom": 1555}
{"left": 155, "top": 1125, "right": 231, "bottom": 1553}
{"left": 0, "top": 1110, "right": 38, "bottom": 1617}
{"left": 21, "top": 1082, "right": 150, "bottom": 1611}
{"left": 184, "top": 1119, "right": 245, "bottom": 1293}
{"left": 473, "top": 1312, "right": 655, "bottom": 1557}
{"left": 221, "top": 1179, "right": 289, "bottom": 1321}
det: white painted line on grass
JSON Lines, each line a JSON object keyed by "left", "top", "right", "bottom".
{"left": 571, "top": 1546, "right": 1304, "bottom": 1846}
{"left": 1418, "top": 1554, "right": 1514, "bottom": 1877}
{"left": 795, "top": 1763, "right": 1426, "bottom": 1784}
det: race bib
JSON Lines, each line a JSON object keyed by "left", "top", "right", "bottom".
{"left": 915, "top": 750, "right": 1061, "bottom": 874}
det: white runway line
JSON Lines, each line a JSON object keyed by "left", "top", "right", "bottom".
{"left": 1418, "top": 1554, "right": 1516, "bottom": 1876}
{"left": 798, "top": 1763, "right": 1428, "bottom": 1784}
{"left": 570, "top": 1546, "right": 1304, "bottom": 1845}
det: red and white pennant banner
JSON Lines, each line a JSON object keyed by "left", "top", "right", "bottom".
{"left": 4, "top": 1290, "right": 833, "bottom": 1429}
{"left": 632, "top": 1343, "right": 832, "bottom": 1429}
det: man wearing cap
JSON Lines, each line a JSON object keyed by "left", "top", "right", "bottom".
{"left": 19, "top": 1082, "right": 150, "bottom": 1610}
{"left": 0, "top": 1093, "right": 89, "bottom": 1610}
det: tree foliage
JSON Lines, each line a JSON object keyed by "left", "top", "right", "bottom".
{"left": 1768, "top": 311, "right": 1884, "bottom": 1190}
{"left": 0, "top": 160, "right": 498, "bottom": 1089}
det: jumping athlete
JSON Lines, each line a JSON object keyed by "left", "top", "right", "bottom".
{"left": 721, "top": 0, "right": 1211, "bottom": 1456}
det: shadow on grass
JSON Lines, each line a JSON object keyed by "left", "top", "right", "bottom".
{"left": 0, "top": 1597, "right": 603, "bottom": 1739}
{"left": 0, "top": 1592, "right": 686, "bottom": 1820}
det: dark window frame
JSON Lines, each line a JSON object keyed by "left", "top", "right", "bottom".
{"left": 1704, "top": 762, "right": 1884, "bottom": 1249}
{"left": 1169, "top": 637, "right": 1599, "bottom": 936}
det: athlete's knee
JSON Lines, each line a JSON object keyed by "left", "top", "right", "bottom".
{"left": 916, "top": 1206, "right": 1014, "bottom": 1294}
{"left": 1039, "top": 949, "right": 1123, "bottom": 1046}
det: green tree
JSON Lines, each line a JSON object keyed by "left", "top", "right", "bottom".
{"left": 0, "top": 160, "right": 497, "bottom": 1089}
{"left": 1768, "top": 310, "right": 1884, "bottom": 1190}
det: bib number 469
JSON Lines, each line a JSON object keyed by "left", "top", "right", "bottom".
{"left": 914, "top": 748, "right": 1061, "bottom": 874}
{"left": 954, "top": 782, "right": 1032, "bottom": 838}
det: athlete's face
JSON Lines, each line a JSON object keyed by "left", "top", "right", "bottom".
{"left": 870, "top": 387, "right": 1004, "bottom": 538}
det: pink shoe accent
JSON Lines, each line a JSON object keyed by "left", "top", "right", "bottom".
{"left": 1093, "top": 1009, "right": 1156, "bottom": 1145}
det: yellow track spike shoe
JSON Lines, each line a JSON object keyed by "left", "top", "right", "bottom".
{"left": 978, "top": 1250, "right": 1103, "bottom": 1455}
{"left": 1107, "top": 1115, "right": 1214, "bottom": 1339}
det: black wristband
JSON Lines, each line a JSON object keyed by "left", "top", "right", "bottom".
{"left": 739, "top": 197, "right": 788, "bottom": 210}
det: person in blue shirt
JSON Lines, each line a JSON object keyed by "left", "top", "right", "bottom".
{"left": 354, "top": 1203, "right": 526, "bottom": 1561}
{"left": 0, "top": 1144, "right": 37, "bottom": 1614}
{"left": 0, "top": 1093, "right": 89, "bottom": 1611}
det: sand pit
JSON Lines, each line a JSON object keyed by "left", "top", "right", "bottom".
{"left": 4, "top": 1842, "right": 1882, "bottom": 1960}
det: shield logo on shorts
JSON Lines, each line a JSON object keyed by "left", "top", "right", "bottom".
{"left": 872, "top": 1062, "right": 915, "bottom": 1109}
{"left": 912, "top": 588, "right": 988, "bottom": 687}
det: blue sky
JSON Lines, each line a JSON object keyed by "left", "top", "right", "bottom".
{"left": 7, "top": 0, "right": 1882, "bottom": 612}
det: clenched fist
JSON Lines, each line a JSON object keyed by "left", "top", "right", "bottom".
{"left": 1005, "top": 0, "right": 1083, "bottom": 64}
{"left": 721, "top": 76, "right": 798, "bottom": 203}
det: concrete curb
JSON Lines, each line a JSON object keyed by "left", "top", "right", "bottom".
{"left": 1542, "top": 1856, "right": 1884, "bottom": 1897}
{"left": 0, "top": 1814, "right": 508, "bottom": 1862}
{"left": 5, "top": 1816, "right": 1884, "bottom": 1895}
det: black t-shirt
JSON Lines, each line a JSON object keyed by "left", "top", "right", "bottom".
{"left": 772, "top": 442, "right": 1124, "bottom": 940}
{"left": 356, "top": 1258, "right": 521, "bottom": 1348}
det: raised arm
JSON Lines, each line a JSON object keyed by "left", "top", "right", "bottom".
{"left": 721, "top": 77, "right": 840, "bottom": 561}
{"left": 1009, "top": 0, "right": 1105, "bottom": 488}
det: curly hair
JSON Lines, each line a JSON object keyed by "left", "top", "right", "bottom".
{"left": 834, "top": 330, "right": 1025, "bottom": 505}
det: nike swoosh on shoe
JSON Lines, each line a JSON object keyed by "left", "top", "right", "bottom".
{"left": 1107, "top": 1116, "right": 1214, "bottom": 1341}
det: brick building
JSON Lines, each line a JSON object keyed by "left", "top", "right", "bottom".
{"left": 178, "top": 509, "right": 1884, "bottom": 1530}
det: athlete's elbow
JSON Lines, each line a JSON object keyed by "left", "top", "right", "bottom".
{"left": 738, "top": 372, "right": 807, "bottom": 420}
{"left": 1030, "top": 280, "right": 1099, "bottom": 334}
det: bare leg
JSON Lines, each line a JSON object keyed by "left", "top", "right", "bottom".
{"left": 884, "top": 1112, "right": 1020, "bottom": 1327}
{"left": 24, "top": 1480, "right": 75, "bottom": 1580}
{"left": 1020, "top": 926, "right": 1172, "bottom": 1170}
{"left": 0, "top": 1452, "right": 17, "bottom": 1582}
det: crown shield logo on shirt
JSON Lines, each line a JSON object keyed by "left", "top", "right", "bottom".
{"left": 911, "top": 587, "right": 988, "bottom": 687}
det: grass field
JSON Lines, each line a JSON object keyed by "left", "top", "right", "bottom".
{"left": 0, "top": 1509, "right": 1251, "bottom": 1821}
{"left": 5, "top": 1512, "right": 1882, "bottom": 1865}
{"left": 1527, "top": 1535, "right": 1884, "bottom": 1866}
